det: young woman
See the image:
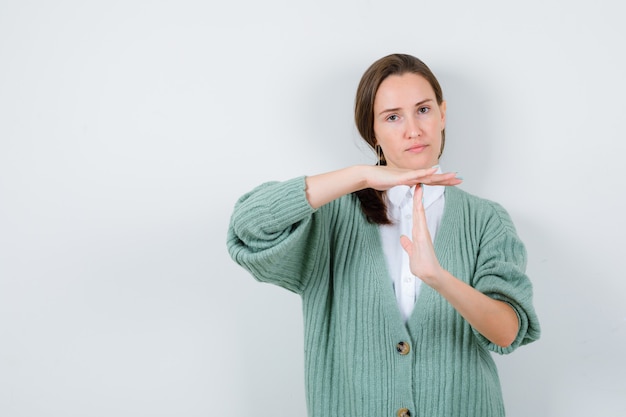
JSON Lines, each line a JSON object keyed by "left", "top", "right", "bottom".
{"left": 227, "top": 53, "right": 540, "bottom": 417}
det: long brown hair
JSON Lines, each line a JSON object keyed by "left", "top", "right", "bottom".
{"left": 353, "top": 53, "right": 446, "bottom": 224}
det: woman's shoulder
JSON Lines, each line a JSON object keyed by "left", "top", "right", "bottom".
{"left": 445, "top": 186, "right": 517, "bottom": 232}
{"left": 445, "top": 185, "right": 508, "bottom": 209}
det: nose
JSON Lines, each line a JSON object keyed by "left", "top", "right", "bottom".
{"left": 405, "top": 117, "right": 420, "bottom": 139}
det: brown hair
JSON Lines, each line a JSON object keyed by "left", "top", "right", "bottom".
{"left": 353, "top": 53, "right": 446, "bottom": 224}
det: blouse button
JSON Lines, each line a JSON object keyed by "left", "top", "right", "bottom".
{"left": 396, "top": 341, "right": 410, "bottom": 355}
{"left": 397, "top": 407, "right": 411, "bottom": 417}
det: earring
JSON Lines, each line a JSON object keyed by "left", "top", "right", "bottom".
{"left": 375, "top": 144, "right": 385, "bottom": 166}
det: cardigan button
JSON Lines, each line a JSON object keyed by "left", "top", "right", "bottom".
{"left": 396, "top": 341, "right": 410, "bottom": 355}
{"left": 397, "top": 407, "right": 411, "bottom": 417}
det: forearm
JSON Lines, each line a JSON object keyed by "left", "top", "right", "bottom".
{"left": 305, "top": 165, "right": 369, "bottom": 209}
{"left": 431, "top": 270, "right": 519, "bottom": 348}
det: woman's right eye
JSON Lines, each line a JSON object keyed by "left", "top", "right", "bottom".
{"left": 386, "top": 114, "right": 399, "bottom": 122}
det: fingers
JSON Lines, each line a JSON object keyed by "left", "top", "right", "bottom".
{"left": 413, "top": 182, "right": 425, "bottom": 208}
{"left": 412, "top": 184, "right": 429, "bottom": 241}
{"left": 399, "top": 185, "right": 425, "bottom": 256}
{"left": 400, "top": 235, "right": 413, "bottom": 255}
{"left": 399, "top": 169, "right": 462, "bottom": 187}
{"left": 369, "top": 166, "right": 462, "bottom": 191}
{"left": 409, "top": 166, "right": 438, "bottom": 182}
{"left": 420, "top": 172, "right": 462, "bottom": 186}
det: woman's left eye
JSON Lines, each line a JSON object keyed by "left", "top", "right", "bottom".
{"left": 418, "top": 107, "right": 430, "bottom": 114}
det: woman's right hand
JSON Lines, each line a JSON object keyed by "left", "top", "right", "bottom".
{"left": 364, "top": 165, "right": 462, "bottom": 191}
{"left": 305, "top": 165, "right": 461, "bottom": 209}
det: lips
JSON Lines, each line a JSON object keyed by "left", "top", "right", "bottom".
{"left": 406, "top": 144, "right": 427, "bottom": 153}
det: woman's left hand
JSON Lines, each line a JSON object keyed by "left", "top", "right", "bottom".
{"left": 400, "top": 184, "right": 520, "bottom": 347}
{"left": 399, "top": 184, "right": 443, "bottom": 287}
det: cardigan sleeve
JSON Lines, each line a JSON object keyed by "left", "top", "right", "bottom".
{"left": 226, "top": 176, "right": 327, "bottom": 295}
{"left": 471, "top": 201, "right": 541, "bottom": 354}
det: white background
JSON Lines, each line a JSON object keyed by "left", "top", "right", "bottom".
{"left": 1, "top": 1, "right": 625, "bottom": 416}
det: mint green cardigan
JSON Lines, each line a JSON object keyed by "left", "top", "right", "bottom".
{"left": 227, "top": 176, "right": 540, "bottom": 417}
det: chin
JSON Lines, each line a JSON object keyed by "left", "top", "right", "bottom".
{"left": 405, "top": 156, "right": 438, "bottom": 170}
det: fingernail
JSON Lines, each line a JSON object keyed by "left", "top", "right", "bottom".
{"left": 455, "top": 173, "right": 464, "bottom": 180}
{"left": 431, "top": 164, "right": 440, "bottom": 169}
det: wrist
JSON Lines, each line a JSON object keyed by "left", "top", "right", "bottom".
{"left": 349, "top": 165, "right": 372, "bottom": 191}
{"left": 426, "top": 267, "right": 453, "bottom": 292}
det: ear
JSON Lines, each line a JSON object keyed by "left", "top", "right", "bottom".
{"left": 439, "top": 101, "right": 447, "bottom": 128}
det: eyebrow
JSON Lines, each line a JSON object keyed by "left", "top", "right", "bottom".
{"left": 377, "top": 99, "right": 434, "bottom": 116}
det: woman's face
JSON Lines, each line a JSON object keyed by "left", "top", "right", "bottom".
{"left": 373, "top": 73, "right": 446, "bottom": 170}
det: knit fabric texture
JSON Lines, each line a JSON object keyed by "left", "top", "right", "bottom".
{"left": 227, "top": 176, "right": 540, "bottom": 417}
